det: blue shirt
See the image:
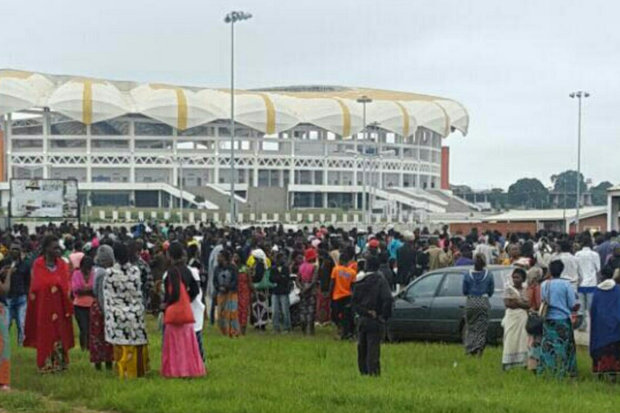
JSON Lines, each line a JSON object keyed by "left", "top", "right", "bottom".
{"left": 388, "top": 239, "right": 404, "bottom": 260}
{"left": 541, "top": 279, "right": 576, "bottom": 320}
{"left": 462, "top": 269, "right": 494, "bottom": 297}
{"left": 455, "top": 257, "right": 474, "bottom": 266}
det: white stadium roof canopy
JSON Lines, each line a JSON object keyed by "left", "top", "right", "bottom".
{"left": 0, "top": 69, "right": 468, "bottom": 138}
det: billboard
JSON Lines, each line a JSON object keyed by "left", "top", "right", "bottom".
{"left": 10, "top": 179, "right": 79, "bottom": 219}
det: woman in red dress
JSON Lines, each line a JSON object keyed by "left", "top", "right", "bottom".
{"left": 24, "top": 235, "right": 75, "bottom": 373}
{"left": 234, "top": 253, "right": 251, "bottom": 335}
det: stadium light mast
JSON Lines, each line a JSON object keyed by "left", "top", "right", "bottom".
{"left": 357, "top": 95, "right": 372, "bottom": 226}
{"left": 569, "top": 90, "right": 589, "bottom": 233}
{"left": 225, "top": 10, "right": 252, "bottom": 225}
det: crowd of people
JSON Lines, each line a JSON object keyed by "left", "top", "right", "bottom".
{"left": 0, "top": 222, "right": 620, "bottom": 389}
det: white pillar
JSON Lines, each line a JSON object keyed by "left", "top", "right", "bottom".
{"left": 43, "top": 109, "right": 50, "bottom": 178}
{"left": 3, "top": 114, "right": 11, "bottom": 180}
{"left": 213, "top": 129, "right": 220, "bottom": 184}
{"left": 172, "top": 128, "right": 178, "bottom": 186}
{"left": 128, "top": 119, "right": 135, "bottom": 183}
{"left": 608, "top": 193, "right": 620, "bottom": 231}
{"left": 253, "top": 138, "right": 259, "bottom": 187}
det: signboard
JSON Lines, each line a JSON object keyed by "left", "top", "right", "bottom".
{"left": 10, "top": 179, "right": 79, "bottom": 219}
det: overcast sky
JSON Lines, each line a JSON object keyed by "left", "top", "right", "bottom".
{"left": 3, "top": 0, "right": 619, "bottom": 190}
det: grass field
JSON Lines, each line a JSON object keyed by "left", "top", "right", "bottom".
{"left": 2, "top": 319, "right": 620, "bottom": 413}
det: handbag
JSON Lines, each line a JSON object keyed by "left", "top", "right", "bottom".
{"left": 164, "top": 279, "right": 195, "bottom": 326}
{"left": 525, "top": 282, "right": 550, "bottom": 335}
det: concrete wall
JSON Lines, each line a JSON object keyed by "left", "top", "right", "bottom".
{"left": 247, "top": 187, "right": 288, "bottom": 214}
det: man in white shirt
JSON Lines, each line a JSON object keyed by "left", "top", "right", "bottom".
{"left": 575, "top": 239, "right": 601, "bottom": 331}
{"left": 474, "top": 235, "right": 499, "bottom": 266}
{"left": 556, "top": 241, "right": 582, "bottom": 291}
{"left": 188, "top": 265, "right": 206, "bottom": 361}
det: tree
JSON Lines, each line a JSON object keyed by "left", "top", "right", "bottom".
{"left": 507, "top": 178, "right": 549, "bottom": 209}
{"left": 551, "top": 170, "right": 587, "bottom": 208}
{"left": 487, "top": 188, "right": 507, "bottom": 210}
{"left": 591, "top": 181, "right": 613, "bottom": 206}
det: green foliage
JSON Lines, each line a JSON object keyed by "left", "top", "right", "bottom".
{"left": 507, "top": 178, "right": 549, "bottom": 209}
{"left": 3, "top": 320, "right": 620, "bottom": 413}
{"left": 551, "top": 170, "right": 587, "bottom": 208}
{"left": 591, "top": 181, "right": 613, "bottom": 206}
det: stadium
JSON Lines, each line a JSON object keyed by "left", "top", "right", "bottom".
{"left": 0, "top": 69, "right": 475, "bottom": 221}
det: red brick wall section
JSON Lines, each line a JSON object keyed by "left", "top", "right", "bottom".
{"left": 441, "top": 146, "right": 450, "bottom": 190}
{"left": 569, "top": 214, "right": 607, "bottom": 233}
{"left": 450, "top": 221, "right": 538, "bottom": 236}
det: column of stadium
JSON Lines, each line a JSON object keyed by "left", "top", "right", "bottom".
{"left": 0, "top": 70, "right": 469, "bottom": 220}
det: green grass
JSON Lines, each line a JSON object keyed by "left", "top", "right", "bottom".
{"left": 2, "top": 319, "right": 620, "bottom": 413}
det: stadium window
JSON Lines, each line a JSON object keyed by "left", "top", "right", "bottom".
{"left": 51, "top": 120, "right": 86, "bottom": 135}
{"left": 11, "top": 117, "right": 44, "bottom": 135}
{"left": 219, "top": 141, "right": 244, "bottom": 150}
{"left": 262, "top": 141, "right": 279, "bottom": 151}
{"left": 12, "top": 139, "right": 43, "bottom": 149}
{"left": 135, "top": 122, "right": 173, "bottom": 136}
{"left": 91, "top": 119, "right": 129, "bottom": 135}
{"left": 179, "top": 125, "right": 210, "bottom": 137}
{"left": 135, "top": 140, "right": 173, "bottom": 150}
{"left": 50, "top": 139, "right": 86, "bottom": 149}
{"left": 258, "top": 170, "right": 269, "bottom": 187}
{"left": 92, "top": 139, "right": 129, "bottom": 149}
{"left": 314, "top": 170, "right": 323, "bottom": 184}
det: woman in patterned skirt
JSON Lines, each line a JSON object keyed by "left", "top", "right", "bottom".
{"left": 297, "top": 248, "right": 319, "bottom": 335}
{"left": 537, "top": 260, "right": 577, "bottom": 379}
{"left": 103, "top": 242, "right": 149, "bottom": 379}
{"left": 235, "top": 253, "right": 251, "bottom": 335}
{"left": 89, "top": 245, "right": 114, "bottom": 370}
{"left": 214, "top": 250, "right": 240, "bottom": 337}
{"left": 526, "top": 259, "right": 544, "bottom": 371}
{"left": 462, "top": 253, "right": 494, "bottom": 356}
{"left": 247, "top": 249, "right": 272, "bottom": 331}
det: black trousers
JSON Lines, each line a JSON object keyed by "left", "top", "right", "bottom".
{"left": 74, "top": 305, "right": 90, "bottom": 350}
{"left": 357, "top": 318, "right": 383, "bottom": 376}
{"left": 332, "top": 296, "right": 354, "bottom": 338}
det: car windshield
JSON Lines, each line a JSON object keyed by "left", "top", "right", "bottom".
{"left": 438, "top": 267, "right": 513, "bottom": 297}
{"left": 492, "top": 268, "right": 513, "bottom": 292}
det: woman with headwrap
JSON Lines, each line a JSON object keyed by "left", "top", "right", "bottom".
{"left": 89, "top": 244, "right": 115, "bottom": 370}
{"left": 24, "top": 235, "right": 75, "bottom": 372}
{"left": 247, "top": 248, "right": 273, "bottom": 331}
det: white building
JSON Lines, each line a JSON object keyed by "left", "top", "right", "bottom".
{"left": 0, "top": 69, "right": 471, "bottom": 217}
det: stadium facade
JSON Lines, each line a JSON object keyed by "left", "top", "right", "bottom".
{"left": 0, "top": 69, "right": 475, "bottom": 219}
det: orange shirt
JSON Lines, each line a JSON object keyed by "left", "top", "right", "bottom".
{"left": 347, "top": 261, "right": 358, "bottom": 273}
{"left": 331, "top": 264, "right": 356, "bottom": 300}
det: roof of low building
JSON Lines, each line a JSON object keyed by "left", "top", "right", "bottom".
{"left": 483, "top": 206, "right": 607, "bottom": 222}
